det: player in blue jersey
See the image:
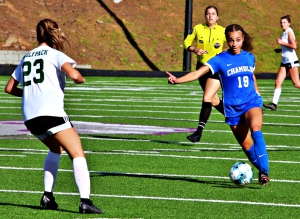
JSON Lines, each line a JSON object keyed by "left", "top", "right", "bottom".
{"left": 166, "top": 24, "right": 269, "bottom": 185}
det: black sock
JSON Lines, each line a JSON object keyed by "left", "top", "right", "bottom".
{"left": 196, "top": 102, "right": 212, "bottom": 133}
{"left": 44, "top": 191, "right": 53, "bottom": 197}
{"left": 214, "top": 99, "right": 224, "bottom": 115}
{"left": 81, "top": 198, "right": 92, "bottom": 204}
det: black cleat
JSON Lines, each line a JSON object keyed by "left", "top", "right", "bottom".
{"left": 79, "top": 200, "right": 104, "bottom": 214}
{"left": 40, "top": 194, "right": 58, "bottom": 210}
{"left": 259, "top": 171, "right": 270, "bottom": 185}
{"left": 187, "top": 131, "right": 202, "bottom": 143}
{"left": 263, "top": 103, "right": 277, "bottom": 111}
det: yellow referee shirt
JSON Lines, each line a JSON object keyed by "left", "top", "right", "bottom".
{"left": 184, "top": 23, "right": 226, "bottom": 64}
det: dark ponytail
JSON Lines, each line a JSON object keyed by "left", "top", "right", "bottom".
{"left": 36, "top": 19, "right": 70, "bottom": 52}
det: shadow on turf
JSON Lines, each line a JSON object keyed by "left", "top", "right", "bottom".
{"left": 90, "top": 135, "right": 196, "bottom": 146}
{"left": 91, "top": 172, "right": 259, "bottom": 189}
{"left": 90, "top": 135, "right": 300, "bottom": 152}
{"left": 0, "top": 203, "right": 78, "bottom": 213}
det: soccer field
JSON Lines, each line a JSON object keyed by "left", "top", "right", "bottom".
{"left": 0, "top": 75, "right": 299, "bottom": 219}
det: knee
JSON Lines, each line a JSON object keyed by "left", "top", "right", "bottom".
{"left": 203, "top": 96, "right": 212, "bottom": 103}
{"left": 70, "top": 150, "right": 86, "bottom": 159}
{"left": 208, "top": 96, "right": 219, "bottom": 106}
{"left": 251, "top": 126, "right": 262, "bottom": 132}
{"left": 49, "top": 146, "right": 62, "bottom": 154}
{"left": 211, "top": 100, "right": 219, "bottom": 106}
{"left": 293, "top": 83, "right": 300, "bottom": 89}
{"left": 275, "top": 80, "right": 282, "bottom": 87}
{"left": 241, "top": 141, "right": 253, "bottom": 151}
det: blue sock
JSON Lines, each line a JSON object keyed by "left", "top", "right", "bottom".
{"left": 251, "top": 131, "right": 269, "bottom": 174}
{"left": 244, "top": 144, "right": 259, "bottom": 170}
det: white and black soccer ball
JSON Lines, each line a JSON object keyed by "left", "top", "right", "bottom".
{"left": 229, "top": 162, "right": 254, "bottom": 185}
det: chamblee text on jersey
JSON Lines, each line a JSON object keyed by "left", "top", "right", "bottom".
{"left": 227, "top": 66, "right": 254, "bottom": 76}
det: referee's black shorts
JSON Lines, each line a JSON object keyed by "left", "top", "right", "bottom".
{"left": 196, "top": 61, "right": 220, "bottom": 91}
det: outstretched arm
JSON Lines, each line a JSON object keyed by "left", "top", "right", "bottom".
{"left": 166, "top": 65, "right": 211, "bottom": 84}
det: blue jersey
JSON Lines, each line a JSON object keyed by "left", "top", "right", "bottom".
{"left": 205, "top": 50, "right": 263, "bottom": 118}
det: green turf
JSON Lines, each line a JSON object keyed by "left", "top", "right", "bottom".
{"left": 0, "top": 75, "right": 299, "bottom": 218}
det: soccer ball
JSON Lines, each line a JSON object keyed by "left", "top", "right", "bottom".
{"left": 229, "top": 162, "right": 254, "bottom": 185}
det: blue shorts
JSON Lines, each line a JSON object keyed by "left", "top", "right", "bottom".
{"left": 225, "top": 115, "right": 245, "bottom": 126}
{"left": 225, "top": 103, "right": 262, "bottom": 126}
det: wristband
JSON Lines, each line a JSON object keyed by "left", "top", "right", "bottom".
{"left": 192, "top": 48, "right": 196, "bottom": 52}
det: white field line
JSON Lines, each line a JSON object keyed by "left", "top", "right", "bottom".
{"left": 1, "top": 96, "right": 300, "bottom": 107}
{"left": 82, "top": 129, "right": 300, "bottom": 137}
{"left": 1, "top": 147, "right": 300, "bottom": 165}
{"left": 2, "top": 141, "right": 300, "bottom": 150}
{"left": 1, "top": 89, "right": 300, "bottom": 99}
{"left": 76, "top": 114, "right": 300, "bottom": 124}
{"left": 63, "top": 87, "right": 300, "bottom": 92}
{"left": 51, "top": 113, "right": 300, "bottom": 121}
{"left": 0, "top": 154, "right": 25, "bottom": 157}
{"left": 0, "top": 80, "right": 276, "bottom": 87}
{"left": 0, "top": 98, "right": 203, "bottom": 104}
{"left": 0, "top": 121, "right": 298, "bottom": 137}
{"left": 1, "top": 103, "right": 300, "bottom": 115}
{"left": 1, "top": 92, "right": 300, "bottom": 102}
{"left": 0, "top": 106, "right": 205, "bottom": 114}
{"left": 1, "top": 112, "right": 300, "bottom": 126}
{"left": 0, "top": 166, "right": 299, "bottom": 184}
{"left": 0, "top": 81, "right": 294, "bottom": 91}
{"left": 49, "top": 102, "right": 300, "bottom": 109}
{"left": 1, "top": 190, "right": 300, "bottom": 208}
{"left": 82, "top": 151, "right": 300, "bottom": 165}
{"left": 65, "top": 94, "right": 300, "bottom": 101}
{"left": 1, "top": 105, "right": 300, "bottom": 118}
{"left": 66, "top": 90, "right": 203, "bottom": 95}
{"left": 67, "top": 108, "right": 300, "bottom": 115}
{"left": 0, "top": 79, "right": 297, "bottom": 90}
{"left": 0, "top": 104, "right": 203, "bottom": 109}
{"left": 1, "top": 85, "right": 299, "bottom": 92}
{"left": 4, "top": 95, "right": 300, "bottom": 103}
{"left": 1, "top": 100, "right": 299, "bottom": 112}
{"left": 70, "top": 87, "right": 296, "bottom": 95}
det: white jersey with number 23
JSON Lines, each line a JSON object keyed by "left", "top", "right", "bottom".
{"left": 12, "top": 45, "right": 76, "bottom": 122}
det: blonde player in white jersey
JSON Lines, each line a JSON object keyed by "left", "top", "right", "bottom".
{"left": 5, "top": 19, "right": 103, "bottom": 214}
{"left": 264, "top": 15, "right": 300, "bottom": 111}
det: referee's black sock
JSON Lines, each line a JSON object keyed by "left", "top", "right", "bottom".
{"left": 196, "top": 102, "right": 212, "bottom": 134}
{"left": 214, "top": 99, "right": 224, "bottom": 115}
